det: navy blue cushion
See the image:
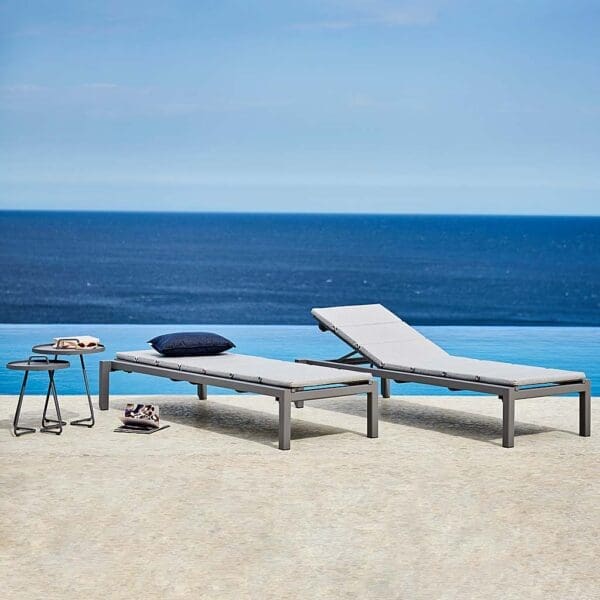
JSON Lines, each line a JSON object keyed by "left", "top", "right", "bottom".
{"left": 148, "top": 332, "right": 235, "bottom": 357}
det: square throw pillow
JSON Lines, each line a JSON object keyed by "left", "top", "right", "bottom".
{"left": 148, "top": 332, "right": 235, "bottom": 357}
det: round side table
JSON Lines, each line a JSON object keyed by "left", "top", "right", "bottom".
{"left": 32, "top": 343, "right": 105, "bottom": 428}
{"left": 7, "top": 357, "right": 70, "bottom": 436}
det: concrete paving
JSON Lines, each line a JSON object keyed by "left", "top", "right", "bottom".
{"left": 1, "top": 393, "right": 598, "bottom": 599}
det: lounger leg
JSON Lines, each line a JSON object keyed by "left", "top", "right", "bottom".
{"left": 381, "top": 378, "right": 391, "bottom": 399}
{"left": 99, "top": 361, "right": 111, "bottom": 410}
{"left": 579, "top": 380, "right": 591, "bottom": 437}
{"left": 278, "top": 394, "right": 291, "bottom": 451}
{"left": 501, "top": 391, "right": 515, "bottom": 448}
{"left": 367, "top": 382, "right": 379, "bottom": 439}
{"left": 197, "top": 384, "right": 208, "bottom": 400}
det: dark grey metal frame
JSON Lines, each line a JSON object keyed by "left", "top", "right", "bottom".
{"left": 32, "top": 342, "right": 104, "bottom": 428}
{"left": 8, "top": 356, "right": 67, "bottom": 436}
{"left": 300, "top": 326, "right": 591, "bottom": 448}
{"left": 13, "top": 370, "right": 36, "bottom": 436}
{"left": 40, "top": 369, "right": 65, "bottom": 434}
{"left": 98, "top": 359, "right": 378, "bottom": 450}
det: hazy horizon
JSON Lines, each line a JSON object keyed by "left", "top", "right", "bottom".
{"left": 2, "top": 209, "right": 600, "bottom": 218}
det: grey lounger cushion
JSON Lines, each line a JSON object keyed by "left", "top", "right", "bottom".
{"left": 116, "top": 350, "right": 371, "bottom": 389}
{"left": 312, "top": 304, "right": 585, "bottom": 387}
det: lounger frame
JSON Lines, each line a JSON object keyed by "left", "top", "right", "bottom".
{"left": 98, "top": 359, "right": 378, "bottom": 450}
{"left": 300, "top": 327, "right": 591, "bottom": 448}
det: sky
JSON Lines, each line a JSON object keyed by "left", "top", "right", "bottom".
{"left": 0, "top": 0, "right": 599, "bottom": 214}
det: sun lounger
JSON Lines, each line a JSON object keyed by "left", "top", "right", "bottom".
{"left": 301, "top": 304, "right": 590, "bottom": 447}
{"left": 99, "top": 351, "right": 377, "bottom": 450}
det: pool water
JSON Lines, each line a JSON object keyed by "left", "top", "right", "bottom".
{"left": 1, "top": 324, "right": 597, "bottom": 396}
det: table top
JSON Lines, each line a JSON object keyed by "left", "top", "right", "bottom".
{"left": 7, "top": 359, "right": 71, "bottom": 372}
{"left": 32, "top": 343, "right": 106, "bottom": 356}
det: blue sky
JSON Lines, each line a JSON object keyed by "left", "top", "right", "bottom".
{"left": 1, "top": 0, "right": 599, "bottom": 214}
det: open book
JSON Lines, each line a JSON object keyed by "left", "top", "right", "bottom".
{"left": 119, "top": 404, "right": 161, "bottom": 429}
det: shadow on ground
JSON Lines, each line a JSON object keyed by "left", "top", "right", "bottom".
{"left": 315, "top": 396, "right": 568, "bottom": 447}
{"left": 112, "top": 398, "right": 355, "bottom": 449}
{"left": 0, "top": 407, "right": 80, "bottom": 432}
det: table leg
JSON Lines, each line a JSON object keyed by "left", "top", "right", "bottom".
{"left": 70, "top": 355, "right": 95, "bottom": 427}
{"left": 41, "top": 371, "right": 63, "bottom": 435}
{"left": 13, "top": 371, "right": 35, "bottom": 437}
{"left": 42, "top": 375, "right": 67, "bottom": 426}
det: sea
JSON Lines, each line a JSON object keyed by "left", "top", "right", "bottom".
{"left": 0, "top": 211, "right": 598, "bottom": 394}
{"left": 1, "top": 211, "right": 600, "bottom": 325}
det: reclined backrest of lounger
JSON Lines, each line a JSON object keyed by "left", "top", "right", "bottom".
{"left": 312, "top": 304, "right": 586, "bottom": 386}
{"left": 312, "top": 304, "right": 448, "bottom": 368}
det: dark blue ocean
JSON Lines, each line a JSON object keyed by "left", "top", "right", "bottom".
{"left": 1, "top": 211, "right": 599, "bottom": 325}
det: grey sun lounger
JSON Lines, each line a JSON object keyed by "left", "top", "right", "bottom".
{"left": 99, "top": 351, "right": 377, "bottom": 450}
{"left": 300, "top": 304, "right": 591, "bottom": 448}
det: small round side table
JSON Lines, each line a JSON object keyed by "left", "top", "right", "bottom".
{"left": 32, "top": 343, "right": 105, "bottom": 428}
{"left": 7, "top": 357, "right": 70, "bottom": 436}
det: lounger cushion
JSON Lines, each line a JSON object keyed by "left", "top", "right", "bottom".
{"left": 312, "top": 304, "right": 447, "bottom": 367}
{"left": 384, "top": 355, "right": 584, "bottom": 386}
{"left": 312, "top": 304, "right": 586, "bottom": 387}
{"left": 148, "top": 332, "right": 234, "bottom": 357}
{"left": 116, "top": 350, "right": 372, "bottom": 389}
